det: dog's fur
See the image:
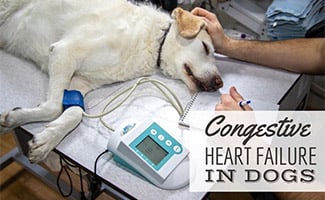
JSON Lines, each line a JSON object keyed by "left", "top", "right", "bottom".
{"left": 0, "top": 0, "right": 223, "bottom": 163}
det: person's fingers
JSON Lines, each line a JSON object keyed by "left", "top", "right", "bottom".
{"left": 191, "top": 7, "right": 216, "bottom": 22}
{"left": 215, "top": 103, "right": 223, "bottom": 111}
{"left": 215, "top": 94, "right": 228, "bottom": 111}
{"left": 190, "top": 7, "right": 201, "bottom": 15}
{"left": 229, "top": 86, "right": 244, "bottom": 102}
{"left": 215, "top": 87, "right": 253, "bottom": 111}
{"left": 230, "top": 86, "right": 253, "bottom": 111}
{"left": 191, "top": 7, "right": 207, "bottom": 17}
{"left": 216, "top": 94, "right": 241, "bottom": 111}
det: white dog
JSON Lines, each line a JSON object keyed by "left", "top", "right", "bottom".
{"left": 0, "top": 0, "right": 223, "bottom": 163}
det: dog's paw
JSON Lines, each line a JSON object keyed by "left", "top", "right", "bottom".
{"left": 0, "top": 112, "right": 14, "bottom": 134}
{"left": 28, "top": 129, "right": 63, "bottom": 163}
{"left": 0, "top": 108, "right": 23, "bottom": 134}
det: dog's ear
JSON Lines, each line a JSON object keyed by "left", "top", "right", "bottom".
{"left": 172, "top": 7, "right": 206, "bottom": 38}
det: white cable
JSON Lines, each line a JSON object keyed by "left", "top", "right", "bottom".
{"left": 82, "top": 77, "right": 184, "bottom": 131}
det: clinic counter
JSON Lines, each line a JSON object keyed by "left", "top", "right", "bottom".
{"left": 0, "top": 50, "right": 311, "bottom": 199}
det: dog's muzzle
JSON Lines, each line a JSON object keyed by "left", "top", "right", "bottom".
{"left": 194, "top": 75, "right": 223, "bottom": 92}
{"left": 184, "top": 64, "right": 223, "bottom": 91}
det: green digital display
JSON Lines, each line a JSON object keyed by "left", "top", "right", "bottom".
{"left": 136, "top": 136, "right": 168, "bottom": 165}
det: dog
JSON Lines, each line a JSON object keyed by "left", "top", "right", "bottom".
{"left": 0, "top": 0, "right": 223, "bottom": 163}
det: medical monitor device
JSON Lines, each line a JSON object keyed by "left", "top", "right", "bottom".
{"left": 107, "top": 119, "right": 189, "bottom": 189}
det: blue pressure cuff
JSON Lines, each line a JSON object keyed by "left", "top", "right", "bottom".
{"left": 62, "top": 90, "right": 85, "bottom": 111}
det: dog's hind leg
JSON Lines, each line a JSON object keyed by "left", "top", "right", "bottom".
{"left": 1, "top": 40, "right": 94, "bottom": 162}
{"left": 0, "top": 42, "right": 77, "bottom": 133}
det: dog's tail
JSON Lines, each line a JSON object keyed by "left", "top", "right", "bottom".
{"left": 0, "top": 0, "right": 31, "bottom": 25}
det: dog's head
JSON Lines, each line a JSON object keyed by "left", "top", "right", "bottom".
{"left": 160, "top": 7, "right": 223, "bottom": 92}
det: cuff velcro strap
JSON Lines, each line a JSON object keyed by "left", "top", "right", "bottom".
{"left": 62, "top": 90, "right": 85, "bottom": 111}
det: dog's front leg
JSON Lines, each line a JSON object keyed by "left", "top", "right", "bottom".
{"left": 28, "top": 106, "right": 83, "bottom": 163}
{"left": 28, "top": 75, "right": 93, "bottom": 163}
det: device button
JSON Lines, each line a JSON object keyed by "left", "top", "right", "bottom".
{"left": 158, "top": 134, "right": 165, "bottom": 141}
{"left": 166, "top": 140, "right": 172, "bottom": 146}
{"left": 173, "top": 145, "right": 182, "bottom": 153}
{"left": 150, "top": 129, "right": 157, "bottom": 135}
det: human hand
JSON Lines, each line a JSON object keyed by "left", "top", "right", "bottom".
{"left": 191, "top": 7, "right": 229, "bottom": 52}
{"left": 215, "top": 86, "right": 253, "bottom": 111}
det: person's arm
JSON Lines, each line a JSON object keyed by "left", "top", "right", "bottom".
{"left": 221, "top": 37, "right": 324, "bottom": 74}
{"left": 191, "top": 7, "right": 325, "bottom": 75}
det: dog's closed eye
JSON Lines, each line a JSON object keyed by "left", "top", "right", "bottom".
{"left": 202, "top": 41, "right": 209, "bottom": 55}
{"left": 184, "top": 63, "right": 193, "bottom": 76}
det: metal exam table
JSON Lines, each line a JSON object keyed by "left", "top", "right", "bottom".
{"left": 0, "top": 49, "right": 311, "bottom": 199}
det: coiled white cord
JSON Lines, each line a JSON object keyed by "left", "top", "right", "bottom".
{"left": 82, "top": 77, "right": 184, "bottom": 131}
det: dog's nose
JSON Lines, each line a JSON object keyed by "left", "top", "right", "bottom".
{"left": 215, "top": 76, "right": 223, "bottom": 89}
{"left": 209, "top": 75, "right": 223, "bottom": 91}
{"left": 200, "top": 75, "right": 223, "bottom": 91}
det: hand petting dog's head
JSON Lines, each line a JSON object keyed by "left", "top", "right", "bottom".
{"left": 160, "top": 7, "right": 223, "bottom": 92}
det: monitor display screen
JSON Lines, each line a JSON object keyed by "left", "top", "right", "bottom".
{"left": 136, "top": 136, "right": 168, "bottom": 165}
